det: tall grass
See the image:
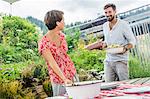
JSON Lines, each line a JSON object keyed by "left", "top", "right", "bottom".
{"left": 129, "top": 55, "right": 150, "bottom": 79}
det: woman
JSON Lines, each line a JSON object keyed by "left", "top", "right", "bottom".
{"left": 38, "top": 10, "right": 79, "bottom": 96}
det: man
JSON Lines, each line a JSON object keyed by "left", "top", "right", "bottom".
{"left": 86, "top": 3, "right": 136, "bottom": 82}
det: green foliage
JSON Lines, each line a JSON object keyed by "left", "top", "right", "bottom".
{"left": 65, "top": 28, "right": 105, "bottom": 72}
{"left": 129, "top": 55, "right": 150, "bottom": 79}
{"left": 43, "top": 78, "right": 53, "bottom": 97}
{"left": 65, "top": 28, "right": 103, "bottom": 73}
{"left": 0, "top": 59, "right": 48, "bottom": 80}
{"left": 0, "top": 61, "right": 33, "bottom": 80}
{"left": 0, "top": 80, "right": 22, "bottom": 98}
{"left": 0, "top": 16, "right": 2, "bottom": 36}
{"left": 0, "top": 60, "right": 49, "bottom": 98}
{"left": 69, "top": 49, "right": 105, "bottom": 72}
{"left": 65, "top": 29, "right": 81, "bottom": 53}
{"left": 0, "top": 79, "right": 36, "bottom": 99}
{"left": 0, "top": 16, "right": 40, "bottom": 64}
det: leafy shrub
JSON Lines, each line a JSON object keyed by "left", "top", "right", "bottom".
{"left": 0, "top": 60, "right": 49, "bottom": 98}
{"left": 65, "top": 29, "right": 81, "bottom": 53}
{"left": 0, "top": 16, "right": 40, "bottom": 64}
{"left": 69, "top": 49, "right": 105, "bottom": 72}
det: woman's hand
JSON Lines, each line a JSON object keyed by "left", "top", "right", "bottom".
{"left": 64, "top": 79, "right": 73, "bottom": 85}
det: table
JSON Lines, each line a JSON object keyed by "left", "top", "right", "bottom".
{"left": 94, "top": 77, "right": 150, "bottom": 99}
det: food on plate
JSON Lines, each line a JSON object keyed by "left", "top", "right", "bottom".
{"left": 106, "top": 44, "right": 124, "bottom": 54}
{"left": 107, "top": 44, "right": 121, "bottom": 48}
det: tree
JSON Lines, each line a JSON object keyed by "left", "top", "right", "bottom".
{"left": 26, "top": 16, "right": 48, "bottom": 35}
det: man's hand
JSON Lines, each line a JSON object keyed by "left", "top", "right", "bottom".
{"left": 122, "top": 46, "right": 128, "bottom": 53}
{"left": 119, "top": 45, "right": 129, "bottom": 54}
{"left": 101, "top": 42, "right": 107, "bottom": 49}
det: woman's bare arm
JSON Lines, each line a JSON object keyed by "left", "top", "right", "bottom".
{"left": 42, "top": 49, "right": 72, "bottom": 85}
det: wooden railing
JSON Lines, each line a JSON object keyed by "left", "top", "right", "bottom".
{"left": 130, "top": 18, "right": 150, "bottom": 67}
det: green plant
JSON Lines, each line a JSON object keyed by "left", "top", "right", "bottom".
{"left": 65, "top": 29, "right": 81, "bottom": 53}
{"left": 43, "top": 78, "right": 53, "bottom": 97}
{"left": 69, "top": 49, "right": 105, "bottom": 72}
{"left": 0, "top": 16, "right": 40, "bottom": 64}
{"left": 0, "top": 61, "right": 32, "bottom": 81}
{"left": 129, "top": 55, "right": 150, "bottom": 79}
{"left": 0, "top": 59, "right": 49, "bottom": 98}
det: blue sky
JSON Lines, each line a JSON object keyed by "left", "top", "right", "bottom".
{"left": 0, "top": 0, "right": 149, "bottom": 24}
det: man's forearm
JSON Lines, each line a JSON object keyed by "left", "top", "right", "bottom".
{"left": 85, "top": 41, "right": 103, "bottom": 50}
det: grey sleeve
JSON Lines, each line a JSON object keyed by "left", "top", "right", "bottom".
{"left": 102, "top": 23, "right": 107, "bottom": 43}
{"left": 123, "top": 21, "right": 136, "bottom": 47}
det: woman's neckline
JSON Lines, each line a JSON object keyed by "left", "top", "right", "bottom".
{"left": 44, "top": 31, "right": 62, "bottom": 48}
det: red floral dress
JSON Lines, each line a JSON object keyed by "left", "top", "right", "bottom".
{"left": 38, "top": 32, "right": 76, "bottom": 84}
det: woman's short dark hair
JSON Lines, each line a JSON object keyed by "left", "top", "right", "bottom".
{"left": 44, "top": 10, "right": 64, "bottom": 30}
{"left": 104, "top": 3, "right": 116, "bottom": 11}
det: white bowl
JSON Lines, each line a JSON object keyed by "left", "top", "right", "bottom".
{"left": 66, "top": 80, "right": 101, "bottom": 99}
{"left": 106, "top": 47, "right": 124, "bottom": 54}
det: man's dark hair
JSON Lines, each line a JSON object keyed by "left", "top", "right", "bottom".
{"left": 104, "top": 3, "right": 116, "bottom": 11}
{"left": 44, "top": 10, "right": 64, "bottom": 30}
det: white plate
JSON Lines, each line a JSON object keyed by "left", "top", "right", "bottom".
{"left": 106, "top": 47, "right": 124, "bottom": 54}
{"left": 122, "top": 86, "right": 150, "bottom": 94}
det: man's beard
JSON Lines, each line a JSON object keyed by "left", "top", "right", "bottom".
{"left": 107, "top": 15, "right": 115, "bottom": 22}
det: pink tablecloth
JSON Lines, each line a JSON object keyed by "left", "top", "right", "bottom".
{"left": 94, "top": 83, "right": 150, "bottom": 99}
